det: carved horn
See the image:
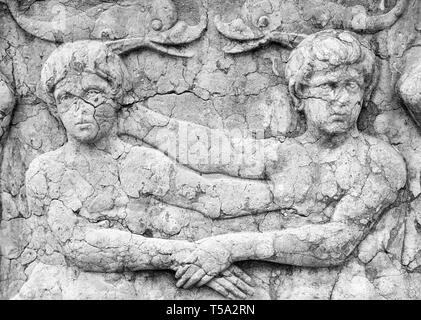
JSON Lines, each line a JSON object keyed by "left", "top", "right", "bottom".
{"left": 214, "top": 14, "right": 264, "bottom": 41}
{"left": 149, "top": 12, "right": 208, "bottom": 45}
{"left": 222, "top": 31, "right": 307, "bottom": 54}
{"left": 1, "top": 0, "right": 92, "bottom": 42}
{"left": 340, "top": 0, "right": 409, "bottom": 33}
{"left": 1, "top": 0, "right": 200, "bottom": 57}
{"left": 106, "top": 38, "right": 194, "bottom": 58}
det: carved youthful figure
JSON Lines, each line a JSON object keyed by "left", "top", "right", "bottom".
{"left": 22, "top": 40, "right": 270, "bottom": 299}
{"left": 122, "top": 30, "right": 407, "bottom": 288}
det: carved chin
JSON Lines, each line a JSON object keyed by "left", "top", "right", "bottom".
{"left": 321, "top": 120, "right": 353, "bottom": 135}
{"left": 70, "top": 126, "right": 99, "bottom": 143}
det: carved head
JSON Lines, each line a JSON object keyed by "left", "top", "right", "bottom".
{"left": 285, "top": 30, "right": 377, "bottom": 135}
{"left": 40, "top": 41, "right": 132, "bottom": 143}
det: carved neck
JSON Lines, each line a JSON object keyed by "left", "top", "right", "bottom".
{"left": 66, "top": 131, "right": 119, "bottom": 155}
{"left": 301, "top": 126, "right": 360, "bottom": 149}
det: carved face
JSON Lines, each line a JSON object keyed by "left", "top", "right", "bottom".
{"left": 54, "top": 73, "right": 118, "bottom": 143}
{"left": 298, "top": 67, "right": 365, "bottom": 135}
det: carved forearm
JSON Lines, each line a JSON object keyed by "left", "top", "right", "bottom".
{"left": 203, "top": 222, "right": 362, "bottom": 268}
{"left": 62, "top": 227, "right": 194, "bottom": 273}
{"left": 41, "top": 198, "right": 194, "bottom": 273}
{"left": 218, "top": 193, "right": 396, "bottom": 267}
{"left": 158, "top": 166, "right": 283, "bottom": 219}
{"left": 121, "top": 104, "right": 268, "bottom": 179}
{"left": 122, "top": 146, "right": 281, "bottom": 219}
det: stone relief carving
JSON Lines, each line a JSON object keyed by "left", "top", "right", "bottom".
{"left": 122, "top": 29, "right": 407, "bottom": 287}
{"left": 15, "top": 40, "right": 262, "bottom": 299}
{"left": 0, "top": 0, "right": 207, "bottom": 42}
{"left": 1, "top": 0, "right": 421, "bottom": 300}
{"left": 0, "top": 0, "right": 207, "bottom": 57}
{"left": 396, "top": 18, "right": 421, "bottom": 273}
{"left": 12, "top": 29, "right": 408, "bottom": 299}
{"left": 214, "top": 0, "right": 409, "bottom": 53}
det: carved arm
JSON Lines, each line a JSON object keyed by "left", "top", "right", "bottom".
{"left": 121, "top": 146, "right": 284, "bottom": 219}
{"left": 25, "top": 163, "right": 193, "bottom": 273}
{"left": 174, "top": 155, "right": 407, "bottom": 288}
{"left": 120, "top": 104, "right": 280, "bottom": 179}
{"left": 25, "top": 159, "right": 256, "bottom": 299}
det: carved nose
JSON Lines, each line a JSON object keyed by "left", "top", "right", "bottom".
{"left": 75, "top": 99, "right": 93, "bottom": 116}
{"left": 334, "top": 88, "right": 350, "bottom": 104}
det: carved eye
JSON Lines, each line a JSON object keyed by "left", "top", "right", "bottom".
{"left": 101, "top": 29, "right": 111, "bottom": 40}
{"left": 85, "top": 89, "right": 105, "bottom": 104}
{"left": 86, "top": 89, "right": 100, "bottom": 95}
{"left": 346, "top": 81, "right": 359, "bottom": 90}
{"left": 257, "top": 16, "right": 270, "bottom": 28}
{"left": 58, "top": 92, "right": 74, "bottom": 103}
{"left": 319, "top": 83, "right": 333, "bottom": 90}
{"left": 151, "top": 19, "right": 163, "bottom": 31}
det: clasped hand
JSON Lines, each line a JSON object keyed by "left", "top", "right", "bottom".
{"left": 174, "top": 238, "right": 254, "bottom": 299}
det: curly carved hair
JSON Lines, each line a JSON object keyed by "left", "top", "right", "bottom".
{"left": 39, "top": 40, "right": 133, "bottom": 119}
{"left": 285, "top": 29, "right": 378, "bottom": 107}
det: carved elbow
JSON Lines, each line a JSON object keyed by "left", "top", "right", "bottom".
{"left": 316, "top": 230, "right": 360, "bottom": 267}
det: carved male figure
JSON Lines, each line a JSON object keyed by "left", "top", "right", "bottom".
{"left": 123, "top": 30, "right": 408, "bottom": 288}
{"left": 18, "top": 40, "right": 267, "bottom": 299}
{"left": 19, "top": 30, "right": 407, "bottom": 299}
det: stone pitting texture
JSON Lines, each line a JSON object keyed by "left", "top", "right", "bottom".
{"left": 0, "top": 0, "right": 421, "bottom": 300}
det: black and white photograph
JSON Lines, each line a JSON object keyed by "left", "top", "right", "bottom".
{"left": 0, "top": 0, "right": 420, "bottom": 307}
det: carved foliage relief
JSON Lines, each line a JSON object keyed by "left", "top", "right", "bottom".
{"left": 0, "top": 0, "right": 421, "bottom": 300}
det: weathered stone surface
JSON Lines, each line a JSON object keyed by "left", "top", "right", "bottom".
{"left": 1, "top": 0, "right": 421, "bottom": 300}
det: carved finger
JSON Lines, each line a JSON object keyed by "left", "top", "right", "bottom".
{"left": 175, "top": 264, "right": 190, "bottom": 279}
{"left": 221, "top": 271, "right": 255, "bottom": 296}
{"left": 176, "top": 265, "right": 200, "bottom": 288}
{"left": 196, "top": 275, "right": 214, "bottom": 288}
{"left": 182, "top": 269, "right": 207, "bottom": 289}
{"left": 206, "top": 280, "right": 236, "bottom": 300}
{"left": 226, "top": 265, "right": 256, "bottom": 286}
{"left": 213, "top": 277, "right": 247, "bottom": 300}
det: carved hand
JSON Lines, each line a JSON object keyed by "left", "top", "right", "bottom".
{"left": 175, "top": 237, "right": 233, "bottom": 289}
{"left": 170, "top": 240, "right": 253, "bottom": 299}
{"left": 204, "top": 265, "right": 255, "bottom": 300}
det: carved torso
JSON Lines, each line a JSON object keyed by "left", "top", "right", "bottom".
{"left": 31, "top": 132, "right": 401, "bottom": 254}
{"left": 266, "top": 134, "right": 391, "bottom": 220}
